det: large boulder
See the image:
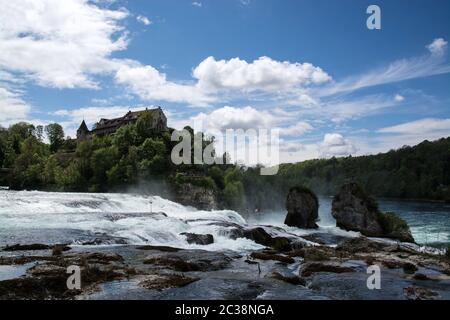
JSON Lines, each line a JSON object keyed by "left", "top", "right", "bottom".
{"left": 332, "top": 183, "right": 414, "bottom": 243}
{"left": 284, "top": 186, "right": 319, "bottom": 229}
{"left": 331, "top": 183, "right": 383, "bottom": 236}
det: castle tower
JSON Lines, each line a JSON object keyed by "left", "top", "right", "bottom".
{"left": 76, "top": 120, "right": 90, "bottom": 142}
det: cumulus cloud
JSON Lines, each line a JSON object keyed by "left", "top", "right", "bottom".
{"left": 186, "top": 105, "right": 312, "bottom": 137}
{"left": 319, "top": 133, "right": 356, "bottom": 158}
{"left": 191, "top": 106, "right": 274, "bottom": 132}
{"left": 136, "top": 15, "right": 152, "bottom": 25}
{"left": 192, "top": 2, "right": 202, "bottom": 7}
{"left": 114, "top": 61, "right": 214, "bottom": 106}
{"left": 193, "top": 56, "right": 331, "bottom": 92}
{"left": 0, "top": 0, "right": 129, "bottom": 89}
{"left": 426, "top": 38, "right": 448, "bottom": 56}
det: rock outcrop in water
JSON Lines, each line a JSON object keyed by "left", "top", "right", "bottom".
{"left": 284, "top": 186, "right": 319, "bottom": 229}
{"left": 175, "top": 182, "right": 218, "bottom": 210}
{"left": 332, "top": 183, "right": 414, "bottom": 243}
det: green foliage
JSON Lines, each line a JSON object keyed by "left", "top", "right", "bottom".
{"left": 378, "top": 211, "right": 411, "bottom": 235}
{"left": 45, "top": 123, "right": 65, "bottom": 153}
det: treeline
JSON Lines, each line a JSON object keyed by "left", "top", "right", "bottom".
{"left": 241, "top": 137, "right": 450, "bottom": 211}
{"left": 1, "top": 115, "right": 449, "bottom": 212}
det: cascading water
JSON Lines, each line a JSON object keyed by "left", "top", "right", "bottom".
{"left": 0, "top": 190, "right": 265, "bottom": 251}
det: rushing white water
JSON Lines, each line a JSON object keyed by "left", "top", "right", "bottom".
{"left": 4, "top": 190, "right": 444, "bottom": 252}
{"left": 0, "top": 190, "right": 267, "bottom": 251}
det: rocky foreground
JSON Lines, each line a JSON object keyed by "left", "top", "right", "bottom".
{"left": 1, "top": 229, "right": 449, "bottom": 300}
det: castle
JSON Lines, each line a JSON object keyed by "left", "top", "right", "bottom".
{"left": 77, "top": 107, "right": 167, "bottom": 142}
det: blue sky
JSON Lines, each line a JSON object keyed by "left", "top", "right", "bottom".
{"left": 0, "top": 0, "right": 449, "bottom": 163}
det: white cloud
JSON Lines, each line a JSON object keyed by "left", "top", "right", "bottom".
{"left": 426, "top": 38, "right": 448, "bottom": 56}
{"left": 192, "top": 2, "right": 202, "bottom": 7}
{"left": 0, "top": 86, "right": 31, "bottom": 122}
{"left": 378, "top": 118, "right": 450, "bottom": 135}
{"left": 319, "top": 38, "right": 450, "bottom": 97}
{"left": 394, "top": 94, "right": 405, "bottom": 102}
{"left": 191, "top": 106, "right": 274, "bottom": 132}
{"left": 319, "top": 133, "right": 356, "bottom": 158}
{"left": 136, "top": 15, "right": 152, "bottom": 25}
{"left": 278, "top": 122, "right": 313, "bottom": 136}
{"left": 193, "top": 56, "right": 331, "bottom": 92}
{"left": 114, "top": 61, "right": 214, "bottom": 106}
{"left": 0, "top": 0, "right": 129, "bottom": 89}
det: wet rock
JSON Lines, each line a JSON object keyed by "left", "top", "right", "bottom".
{"left": 136, "top": 245, "right": 181, "bottom": 252}
{"left": 144, "top": 250, "right": 232, "bottom": 272}
{"left": 413, "top": 273, "right": 431, "bottom": 281}
{"left": 284, "top": 187, "right": 319, "bottom": 229}
{"left": 271, "top": 272, "right": 306, "bottom": 286}
{"left": 3, "top": 244, "right": 50, "bottom": 251}
{"left": 242, "top": 227, "right": 273, "bottom": 246}
{"left": 336, "top": 237, "right": 388, "bottom": 254}
{"left": 271, "top": 237, "right": 292, "bottom": 252}
{"left": 332, "top": 183, "right": 414, "bottom": 243}
{"left": 381, "top": 259, "right": 418, "bottom": 273}
{"left": 331, "top": 183, "right": 384, "bottom": 237}
{"left": 139, "top": 274, "right": 199, "bottom": 290}
{"left": 175, "top": 181, "right": 218, "bottom": 210}
{"left": 301, "top": 233, "right": 351, "bottom": 246}
{"left": 240, "top": 227, "right": 293, "bottom": 251}
{"left": 0, "top": 251, "right": 128, "bottom": 299}
{"left": 180, "top": 233, "right": 214, "bottom": 245}
{"left": 250, "top": 251, "right": 295, "bottom": 264}
{"left": 378, "top": 212, "right": 415, "bottom": 243}
{"left": 404, "top": 286, "right": 439, "bottom": 300}
{"left": 291, "top": 247, "right": 335, "bottom": 262}
{"left": 0, "top": 255, "right": 57, "bottom": 265}
{"left": 300, "top": 262, "right": 355, "bottom": 277}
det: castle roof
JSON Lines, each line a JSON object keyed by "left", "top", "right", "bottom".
{"left": 92, "top": 107, "right": 162, "bottom": 132}
{"left": 78, "top": 120, "right": 89, "bottom": 132}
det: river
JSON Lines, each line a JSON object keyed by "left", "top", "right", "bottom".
{"left": 0, "top": 190, "right": 449, "bottom": 250}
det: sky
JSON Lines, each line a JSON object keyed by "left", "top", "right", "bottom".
{"left": 0, "top": 0, "right": 450, "bottom": 164}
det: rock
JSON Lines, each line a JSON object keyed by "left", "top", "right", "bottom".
{"left": 136, "top": 245, "right": 181, "bottom": 252}
{"left": 332, "top": 183, "right": 384, "bottom": 236}
{"left": 404, "top": 286, "right": 439, "bottom": 300}
{"left": 175, "top": 181, "right": 218, "bottom": 210}
{"left": 144, "top": 250, "right": 232, "bottom": 272}
{"left": 291, "top": 247, "right": 335, "bottom": 262}
{"left": 3, "top": 244, "right": 50, "bottom": 251}
{"left": 139, "top": 274, "right": 199, "bottom": 290}
{"left": 250, "top": 251, "right": 295, "bottom": 264}
{"left": 332, "top": 183, "right": 415, "bottom": 243}
{"left": 271, "top": 272, "right": 306, "bottom": 286}
{"left": 242, "top": 227, "right": 273, "bottom": 246}
{"left": 336, "top": 237, "right": 387, "bottom": 254}
{"left": 413, "top": 273, "right": 431, "bottom": 281}
{"left": 300, "top": 262, "right": 355, "bottom": 277}
{"left": 284, "top": 186, "right": 319, "bottom": 229}
{"left": 378, "top": 212, "right": 415, "bottom": 243}
{"left": 240, "top": 227, "right": 293, "bottom": 252}
{"left": 180, "top": 233, "right": 214, "bottom": 245}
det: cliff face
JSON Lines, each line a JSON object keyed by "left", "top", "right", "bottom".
{"left": 175, "top": 182, "right": 218, "bottom": 211}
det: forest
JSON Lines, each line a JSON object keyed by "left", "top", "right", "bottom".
{"left": 1, "top": 112, "right": 449, "bottom": 212}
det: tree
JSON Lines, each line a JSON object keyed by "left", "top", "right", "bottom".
{"left": 45, "top": 123, "right": 65, "bottom": 152}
